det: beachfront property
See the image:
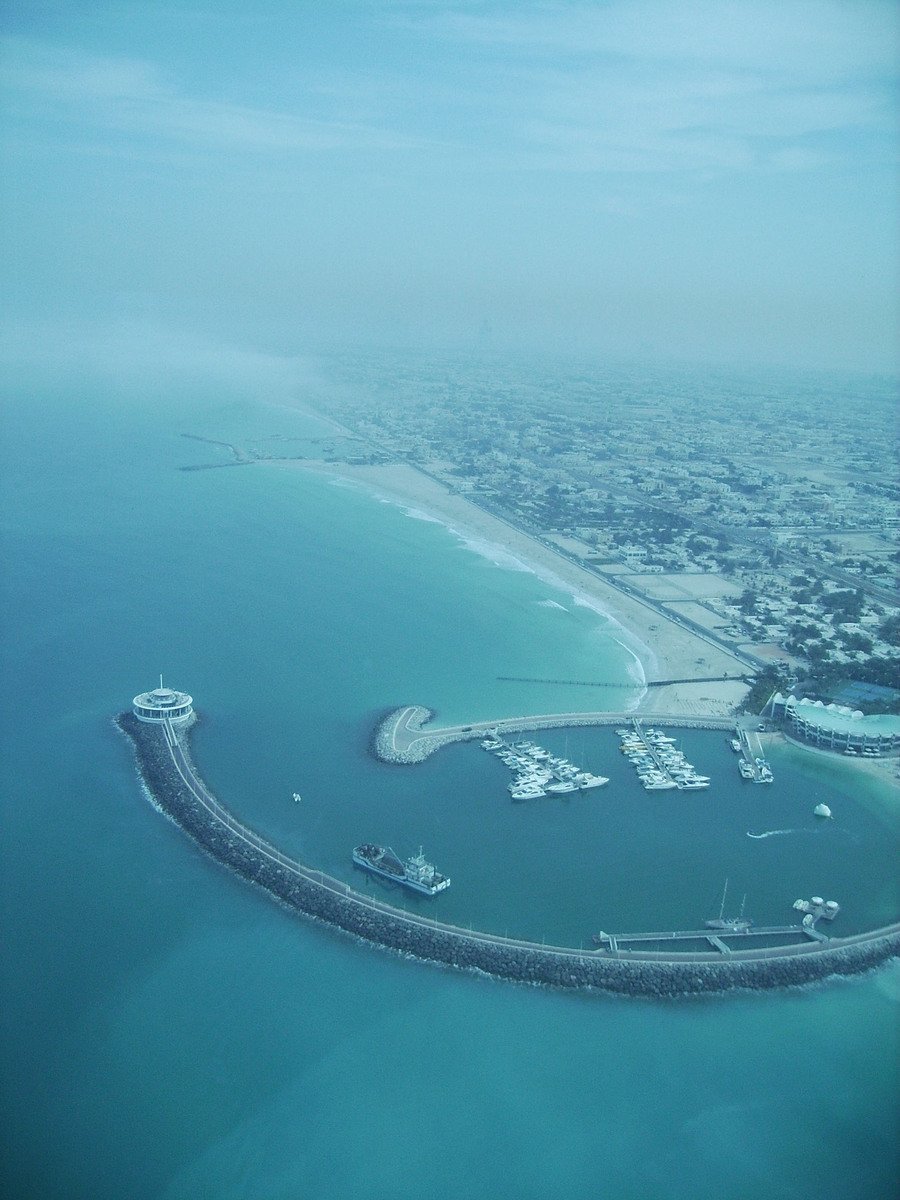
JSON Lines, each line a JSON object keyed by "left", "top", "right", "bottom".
{"left": 767, "top": 692, "right": 900, "bottom": 757}
{"left": 291, "top": 353, "right": 899, "bottom": 694}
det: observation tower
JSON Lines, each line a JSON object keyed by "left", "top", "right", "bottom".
{"left": 132, "top": 677, "right": 193, "bottom": 725}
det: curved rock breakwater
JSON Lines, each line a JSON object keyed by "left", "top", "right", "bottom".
{"left": 118, "top": 712, "right": 900, "bottom": 998}
{"left": 374, "top": 705, "right": 736, "bottom": 764}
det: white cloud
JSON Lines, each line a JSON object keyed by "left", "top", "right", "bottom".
{"left": 0, "top": 37, "right": 421, "bottom": 155}
{"left": 392, "top": 1, "right": 897, "bottom": 172}
{"left": 405, "top": 1, "right": 897, "bottom": 78}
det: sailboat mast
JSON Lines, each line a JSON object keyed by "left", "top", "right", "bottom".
{"left": 719, "top": 879, "right": 729, "bottom": 921}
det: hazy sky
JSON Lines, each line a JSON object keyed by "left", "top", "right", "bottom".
{"left": 2, "top": 1, "right": 898, "bottom": 372}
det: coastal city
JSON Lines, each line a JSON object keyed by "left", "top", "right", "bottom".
{"left": 212, "top": 352, "right": 900, "bottom": 714}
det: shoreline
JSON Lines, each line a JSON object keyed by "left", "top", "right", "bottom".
{"left": 269, "top": 457, "right": 751, "bottom": 717}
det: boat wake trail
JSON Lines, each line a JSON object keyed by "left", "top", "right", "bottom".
{"left": 747, "top": 829, "right": 796, "bottom": 839}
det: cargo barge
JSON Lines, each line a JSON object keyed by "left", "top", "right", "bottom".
{"left": 353, "top": 844, "right": 450, "bottom": 895}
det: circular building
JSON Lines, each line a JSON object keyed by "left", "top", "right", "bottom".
{"left": 768, "top": 692, "right": 900, "bottom": 757}
{"left": 132, "top": 682, "right": 194, "bottom": 725}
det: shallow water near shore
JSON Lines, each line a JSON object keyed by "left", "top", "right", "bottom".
{"left": 1, "top": 372, "right": 898, "bottom": 1199}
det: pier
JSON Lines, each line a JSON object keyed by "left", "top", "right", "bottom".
{"left": 736, "top": 727, "right": 773, "bottom": 783}
{"left": 118, "top": 703, "right": 900, "bottom": 998}
{"left": 592, "top": 925, "right": 827, "bottom": 955}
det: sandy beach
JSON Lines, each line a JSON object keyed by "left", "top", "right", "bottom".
{"left": 271, "top": 458, "right": 752, "bottom": 716}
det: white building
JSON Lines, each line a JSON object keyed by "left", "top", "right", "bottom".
{"left": 133, "top": 679, "right": 194, "bottom": 724}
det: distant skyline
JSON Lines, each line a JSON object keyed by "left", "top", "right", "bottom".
{"left": 2, "top": 1, "right": 898, "bottom": 373}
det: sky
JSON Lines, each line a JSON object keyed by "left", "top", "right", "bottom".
{"left": 1, "top": 1, "right": 898, "bottom": 373}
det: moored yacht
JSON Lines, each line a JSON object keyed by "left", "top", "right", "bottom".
{"left": 574, "top": 772, "right": 609, "bottom": 790}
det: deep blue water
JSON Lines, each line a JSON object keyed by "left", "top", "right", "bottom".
{"left": 1, "top": 369, "right": 898, "bottom": 1199}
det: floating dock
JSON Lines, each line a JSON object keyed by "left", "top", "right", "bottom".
{"left": 593, "top": 925, "right": 827, "bottom": 955}
{"left": 736, "top": 727, "right": 773, "bottom": 783}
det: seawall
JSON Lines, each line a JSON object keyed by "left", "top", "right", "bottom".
{"left": 118, "top": 712, "right": 900, "bottom": 999}
{"left": 374, "top": 704, "right": 737, "bottom": 764}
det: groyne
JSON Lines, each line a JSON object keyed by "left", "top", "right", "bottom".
{"left": 118, "top": 711, "right": 900, "bottom": 998}
{"left": 374, "top": 705, "right": 737, "bottom": 764}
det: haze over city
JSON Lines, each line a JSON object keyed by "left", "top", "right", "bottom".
{"left": 2, "top": 0, "right": 898, "bottom": 373}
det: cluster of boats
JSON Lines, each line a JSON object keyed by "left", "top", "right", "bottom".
{"left": 737, "top": 756, "right": 774, "bottom": 783}
{"left": 729, "top": 733, "right": 774, "bottom": 783}
{"left": 617, "top": 726, "right": 710, "bottom": 790}
{"left": 481, "top": 734, "right": 609, "bottom": 800}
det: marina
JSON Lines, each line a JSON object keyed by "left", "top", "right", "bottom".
{"left": 118, "top": 701, "right": 900, "bottom": 995}
{"left": 616, "top": 721, "right": 711, "bottom": 791}
{"left": 735, "top": 727, "right": 774, "bottom": 783}
{"left": 594, "top": 882, "right": 841, "bottom": 955}
{"left": 481, "top": 733, "right": 608, "bottom": 799}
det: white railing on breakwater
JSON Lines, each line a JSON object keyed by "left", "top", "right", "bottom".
{"left": 159, "top": 718, "right": 599, "bottom": 961}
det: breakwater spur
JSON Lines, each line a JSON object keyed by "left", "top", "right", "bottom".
{"left": 375, "top": 705, "right": 736, "bottom": 764}
{"left": 118, "top": 711, "right": 900, "bottom": 998}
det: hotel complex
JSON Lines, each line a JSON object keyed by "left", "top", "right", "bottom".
{"left": 767, "top": 693, "right": 900, "bottom": 757}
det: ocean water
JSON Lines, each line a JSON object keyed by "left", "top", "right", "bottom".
{"left": 1, "top": 370, "right": 898, "bottom": 1199}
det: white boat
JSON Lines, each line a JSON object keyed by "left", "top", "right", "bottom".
{"left": 510, "top": 783, "right": 547, "bottom": 800}
{"left": 574, "top": 773, "right": 609, "bottom": 790}
{"left": 813, "top": 803, "right": 832, "bottom": 818}
{"left": 706, "top": 880, "right": 752, "bottom": 932}
{"left": 546, "top": 779, "right": 578, "bottom": 793}
{"left": 509, "top": 773, "right": 550, "bottom": 791}
{"left": 292, "top": 792, "right": 302, "bottom": 803}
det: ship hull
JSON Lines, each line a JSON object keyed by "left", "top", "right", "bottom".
{"left": 352, "top": 847, "right": 449, "bottom": 895}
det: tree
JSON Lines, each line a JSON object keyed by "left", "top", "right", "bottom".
{"left": 738, "top": 589, "right": 758, "bottom": 616}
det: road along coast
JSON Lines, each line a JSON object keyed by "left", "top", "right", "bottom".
{"left": 118, "top": 711, "right": 900, "bottom": 998}
{"left": 271, "top": 459, "right": 752, "bottom": 717}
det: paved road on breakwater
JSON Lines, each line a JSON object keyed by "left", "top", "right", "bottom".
{"left": 115, "top": 712, "right": 900, "bottom": 995}
{"left": 376, "top": 705, "right": 736, "bottom": 763}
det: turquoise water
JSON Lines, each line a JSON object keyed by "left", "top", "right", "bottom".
{"left": 1, "top": 370, "right": 898, "bottom": 1199}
